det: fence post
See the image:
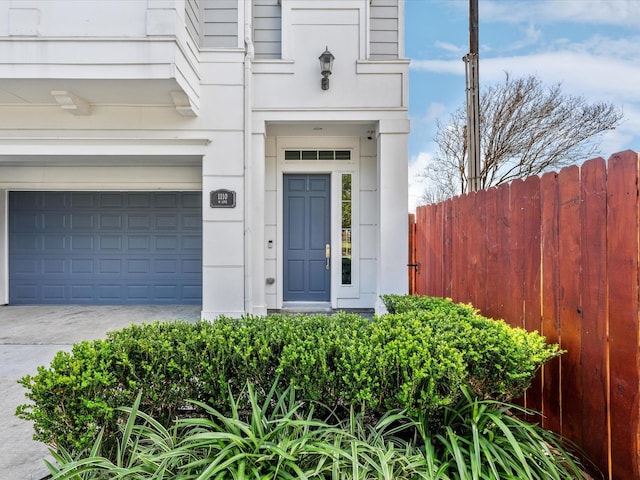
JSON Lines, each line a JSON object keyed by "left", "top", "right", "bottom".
{"left": 408, "top": 213, "right": 416, "bottom": 294}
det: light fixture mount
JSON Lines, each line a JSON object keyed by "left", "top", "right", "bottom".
{"left": 318, "top": 47, "right": 335, "bottom": 90}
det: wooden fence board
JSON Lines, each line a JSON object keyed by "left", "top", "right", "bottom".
{"left": 433, "top": 202, "right": 444, "bottom": 298}
{"left": 508, "top": 180, "right": 527, "bottom": 409}
{"left": 420, "top": 205, "right": 432, "bottom": 296}
{"left": 607, "top": 151, "right": 639, "bottom": 480}
{"left": 453, "top": 193, "right": 470, "bottom": 302}
{"left": 509, "top": 179, "right": 526, "bottom": 329}
{"left": 496, "top": 184, "right": 511, "bottom": 323}
{"left": 483, "top": 187, "right": 500, "bottom": 320}
{"left": 443, "top": 199, "right": 453, "bottom": 298}
{"left": 558, "top": 165, "right": 583, "bottom": 446}
{"left": 468, "top": 190, "right": 486, "bottom": 311}
{"left": 412, "top": 151, "right": 640, "bottom": 478}
{"left": 580, "top": 157, "right": 610, "bottom": 476}
{"left": 539, "top": 171, "right": 562, "bottom": 433}
{"left": 414, "top": 207, "right": 426, "bottom": 295}
{"left": 522, "top": 175, "right": 542, "bottom": 415}
{"left": 408, "top": 213, "right": 416, "bottom": 294}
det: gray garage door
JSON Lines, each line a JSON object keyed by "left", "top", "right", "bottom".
{"left": 9, "top": 191, "right": 202, "bottom": 304}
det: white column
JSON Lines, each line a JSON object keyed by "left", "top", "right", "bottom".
{"left": 0, "top": 190, "right": 7, "bottom": 305}
{"left": 245, "top": 124, "right": 267, "bottom": 315}
{"left": 201, "top": 146, "right": 246, "bottom": 320}
{"left": 376, "top": 119, "right": 410, "bottom": 313}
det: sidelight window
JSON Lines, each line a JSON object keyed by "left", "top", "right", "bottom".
{"left": 341, "top": 173, "right": 352, "bottom": 285}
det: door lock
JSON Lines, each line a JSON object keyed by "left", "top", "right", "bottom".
{"left": 325, "top": 244, "right": 331, "bottom": 270}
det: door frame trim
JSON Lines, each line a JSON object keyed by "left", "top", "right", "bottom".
{"left": 282, "top": 173, "right": 331, "bottom": 302}
{"left": 275, "top": 136, "right": 360, "bottom": 309}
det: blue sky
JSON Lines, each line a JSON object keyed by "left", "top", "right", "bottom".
{"left": 405, "top": 0, "right": 640, "bottom": 210}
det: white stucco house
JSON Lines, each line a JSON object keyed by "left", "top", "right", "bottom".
{"left": 0, "top": 0, "right": 409, "bottom": 318}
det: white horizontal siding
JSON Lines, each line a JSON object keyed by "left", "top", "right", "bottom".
{"left": 202, "top": 0, "right": 238, "bottom": 48}
{"left": 370, "top": 0, "right": 398, "bottom": 59}
{"left": 185, "top": 0, "right": 199, "bottom": 44}
{"left": 253, "top": 0, "right": 281, "bottom": 59}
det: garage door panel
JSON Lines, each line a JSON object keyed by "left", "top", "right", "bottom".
{"left": 100, "top": 215, "right": 123, "bottom": 229}
{"left": 100, "top": 259, "right": 122, "bottom": 274}
{"left": 100, "top": 193, "right": 123, "bottom": 208}
{"left": 156, "top": 236, "right": 178, "bottom": 250}
{"left": 128, "top": 236, "right": 150, "bottom": 250}
{"left": 12, "top": 258, "right": 39, "bottom": 274}
{"left": 183, "top": 215, "right": 201, "bottom": 229}
{"left": 11, "top": 213, "right": 40, "bottom": 230}
{"left": 157, "top": 215, "right": 179, "bottom": 230}
{"left": 127, "top": 285, "right": 150, "bottom": 301}
{"left": 155, "top": 259, "right": 177, "bottom": 274}
{"left": 183, "top": 235, "right": 202, "bottom": 250}
{"left": 71, "top": 284, "right": 93, "bottom": 301}
{"left": 9, "top": 191, "right": 202, "bottom": 305}
{"left": 12, "top": 284, "right": 38, "bottom": 301}
{"left": 71, "top": 193, "right": 95, "bottom": 208}
{"left": 12, "top": 234, "right": 39, "bottom": 251}
{"left": 183, "top": 193, "right": 201, "bottom": 208}
{"left": 99, "top": 285, "right": 122, "bottom": 300}
{"left": 129, "top": 215, "right": 150, "bottom": 229}
{"left": 70, "top": 258, "right": 90, "bottom": 274}
{"left": 128, "top": 259, "right": 151, "bottom": 274}
{"left": 129, "top": 194, "right": 151, "bottom": 208}
{"left": 156, "top": 193, "right": 179, "bottom": 208}
{"left": 43, "top": 192, "right": 66, "bottom": 208}
{"left": 44, "top": 213, "right": 66, "bottom": 229}
{"left": 183, "top": 259, "right": 202, "bottom": 274}
{"left": 44, "top": 284, "right": 65, "bottom": 301}
{"left": 43, "top": 259, "right": 65, "bottom": 274}
{"left": 71, "top": 236, "right": 94, "bottom": 251}
{"left": 71, "top": 214, "right": 95, "bottom": 229}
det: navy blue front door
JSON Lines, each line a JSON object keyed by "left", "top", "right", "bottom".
{"left": 9, "top": 191, "right": 202, "bottom": 305}
{"left": 283, "top": 174, "right": 331, "bottom": 302}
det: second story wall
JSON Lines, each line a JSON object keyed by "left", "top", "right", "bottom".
{"left": 186, "top": 0, "right": 200, "bottom": 43}
{"left": 370, "top": 0, "right": 400, "bottom": 59}
{"left": 201, "top": 0, "right": 238, "bottom": 48}
{"left": 253, "top": 0, "right": 281, "bottom": 59}
{"left": 2, "top": 0, "right": 148, "bottom": 37}
{"left": 252, "top": 0, "right": 408, "bottom": 111}
{"left": 252, "top": 0, "right": 402, "bottom": 60}
{"left": 0, "top": 0, "right": 203, "bottom": 116}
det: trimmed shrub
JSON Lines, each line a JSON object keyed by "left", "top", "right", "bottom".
{"left": 17, "top": 300, "right": 560, "bottom": 459}
{"left": 381, "top": 294, "right": 561, "bottom": 399}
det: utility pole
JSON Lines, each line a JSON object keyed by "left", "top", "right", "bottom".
{"left": 464, "top": 0, "right": 481, "bottom": 193}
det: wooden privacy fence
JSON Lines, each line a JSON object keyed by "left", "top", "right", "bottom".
{"left": 409, "top": 150, "right": 640, "bottom": 480}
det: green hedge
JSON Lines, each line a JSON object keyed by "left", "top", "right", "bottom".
{"left": 380, "top": 294, "right": 560, "bottom": 399}
{"left": 17, "top": 297, "right": 560, "bottom": 458}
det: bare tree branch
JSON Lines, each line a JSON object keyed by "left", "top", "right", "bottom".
{"left": 421, "top": 73, "right": 623, "bottom": 202}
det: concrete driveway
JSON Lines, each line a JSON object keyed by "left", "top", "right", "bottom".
{"left": 0, "top": 305, "right": 201, "bottom": 480}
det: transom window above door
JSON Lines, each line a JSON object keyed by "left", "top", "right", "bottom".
{"left": 284, "top": 150, "right": 351, "bottom": 161}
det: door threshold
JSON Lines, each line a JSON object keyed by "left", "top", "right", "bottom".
{"left": 280, "top": 302, "right": 332, "bottom": 313}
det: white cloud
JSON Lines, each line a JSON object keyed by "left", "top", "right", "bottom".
{"left": 414, "top": 102, "right": 446, "bottom": 124}
{"left": 480, "top": 0, "right": 640, "bottom": 27}
{"left": 506, "top": 22, "right": 542, "bottom": 51}
{"left": 408, "top": 151, "right": 433, "bottom": 212}
{"left": 598, "top": 129, "right": 634, "bottom": 157}
{"left": 412, "top": 41, "right": 640, "bottom": 104}
{"left": 610, "top": 104, "right": 640, "bottom": 153}
{"left": 480, "top": 51, "right": 640, "bottom": 103}
{"left": 410, "top": 58, "right": 465, "bottom": 75}
{"left": 435, "top": 41, "right": 465, "bottom": 55}
{"left": 566, "top": 34, "right": 640, "bottom": 59}
{"left": 406, "top": 0, "right": 640, "bottom": 190}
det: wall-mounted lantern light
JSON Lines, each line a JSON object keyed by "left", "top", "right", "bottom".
{"left": 319, "top": 47, "right": 335, "bottom": 90}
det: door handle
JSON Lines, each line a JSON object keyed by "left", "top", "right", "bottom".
{"left": 325, "top": 244, "right": 331, "bottom": 270}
